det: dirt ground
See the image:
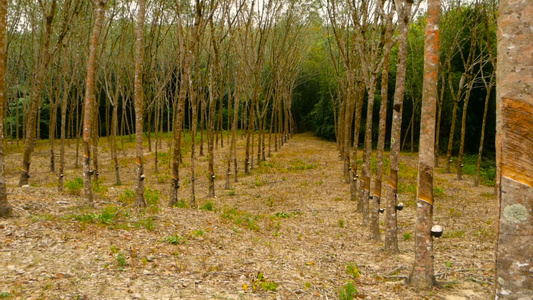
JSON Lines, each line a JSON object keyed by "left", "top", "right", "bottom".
{"left": 0, "top": 133, "right": 497, "bottom": 299}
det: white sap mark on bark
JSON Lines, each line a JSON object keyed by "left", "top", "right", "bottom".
{"left": 516, "top": 262, "right": 529, "bottom": 268}
{"left": 503, "top": 204, "right": 529, "bottom": 224}
{"left": 500, "top": 289, "right": 512, "bottom": 296}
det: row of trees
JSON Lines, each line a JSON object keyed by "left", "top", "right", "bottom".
{"left": 0, "top": 0, "right": 530, "bottom": 297}
{"left": 0, "top": 0, "right": 316, "bottom": 209}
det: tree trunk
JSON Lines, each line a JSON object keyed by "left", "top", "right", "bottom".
{"left": 0, "top": 0, "right": 11, "bottom": 217}
{"left": 133, "top": 0, "right": 146, "bottom": 208}
{"left": 207, "top": 74, "right": 217, "bottom": 198}
{"left": 374, "top": 20, "right": 393, "bottom": 239}
{"left": 385, "top": 1, "right": 411, "bottom": 252}
{"left": 409, "top": 0, "right": 440, "bottom": 288}
{"left": 82, "top": 0, "right": 106, "bottom": 207}
{"left": 494, "top": 0, "right": 533, "bottom": 297}
{"left": 19, "top": 4, "right": 56, "bottom": 186}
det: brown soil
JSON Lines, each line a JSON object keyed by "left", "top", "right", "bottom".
{"left": 0, "top": 133, "right": 497, "bottom": 299}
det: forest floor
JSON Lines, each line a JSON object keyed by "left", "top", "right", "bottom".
{"left": 0, "top": 133, "right": 497, "bottom": 299}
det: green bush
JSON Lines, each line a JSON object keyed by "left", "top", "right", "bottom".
{"left": 65, "top": 177, "right": 84, "bottom": 195}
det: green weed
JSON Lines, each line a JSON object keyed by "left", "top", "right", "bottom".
{"left": 65, "top": 177, "right": 84, "bottom": 195}
{"left": 116, "top": 253, "right": 127, "bottom": 268}
{"left": 118, "top": 189, "right": 135, "bottom": 205}
{"left": 338, "top": 282, "right": 358, "bottom": 300}
{"left": 403, "top": 231, "right": 412, "bottom": 241}
{"left": 345, "top": 263, "right": 361, "bottom": 278}
{"left": 200, "top": 201, "right": 215, "bottom": 211}
{"left": 144, "top": 188, "right": 160, "bottom": 213}
{"left": 163, "top": 235, "right": 187, "bottom": 245}
{"left": 172, "top": 199, "right": 189, "bottom": 208}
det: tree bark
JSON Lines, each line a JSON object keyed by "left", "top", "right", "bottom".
{"left": 82, "top": 0, "right": 106, "bottom": 207}
{"left": 384, "top": 0, "right": 412, "bottom": 253}
{"left": 133, "top": 0, "right": 146, "bottom": 208}
{"left": 494, "top": 0, "right": 533, "bottom": 297}
{"left": 0, "top": 0, "right": 11, "bottom": 217}
{"left": 409, "top": 0, "right": 440, "bottom": 288}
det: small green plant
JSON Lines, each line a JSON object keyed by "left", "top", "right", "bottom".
{"left": 144, "top": 188, "right": 160, "bottom": 213}
{"left": 93, "top": 179, "right": 108, "bottom": 194}
{"left": 118, "top": 189, "right": 135, "bottom": 205}
{"left": 304, "top": 282, "right": 312, "bottom": 289}
{"left": 0, "top": 292, "right": 11, "bottom": 298}
{"left": 339, "top": 219, "right": 345, "bottom": 228}
{"left": 139, "top": 217, "right": 155, "bottom": 231}
{"left": 403, "top": 231, "right": 412, "bottom": 241}
{"left": 433, "top": 186, "right": 444, "bottom": 197}
{"left": 254, "top": 178, "right": 264, "bottom": 187}
{"left": 163, "top": 235, "right": 187, "bottom": 245}
{"left": 65, "top": 177, "right": 84, "bottom": 195}
{"left": 157, "top": 174, "right": 170, "bottom": 184}
{"left": 191, "top": 229, "right": 204, "bottom": 237}
{"left": 252, "top": 272, "right": 278, "bottom": 292}
{"left": 265, "top": 197, "right": 274, "bottom": 207}
{"left": 116, "top": 253, "right": 127, "bottom": 268}
{"left": 445, "top": 261, "right": 452, "bottom": 268}
{"left": 200, "top": 201, "right": 215, "bottom": 211}
{"left": 345, "top": 263, "right": 361, "bottom": 278}
{"left": 338, "top": 282, "right": 358, "bottom": 300}
{"left": 228, "top": 190, "right": 236, "bottom": 196}
{"left": 172, "top": 199, "right": 189, "bottom": 208}
{"left": 275, "top": 212, "right": 290, "bottom": 218}
{"left": 110, "top": 245, "right": 119, "bottom": 254}
{"left": 222, "top": 207, "right": 261, "bottom": 231}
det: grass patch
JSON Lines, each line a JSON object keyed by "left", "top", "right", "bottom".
{"left": 118, "top": 189, "right": 135, "bottom": 205}
{"left": 200, "top": 201, "right": 215, "bottom": 211}
{"left": 68, "top": 205, "right": 127, "bottom": 225}
{"left": 222, "top": 207, "right": 261, "bottom": 231}
{"left": 144, "top": 188, "right": 160, "bottom": 213}
{"left": 172, "top": 199, "right": 189, "bottom": 208}
{"left": 444, "top": 230, "right": 465, "bottom": 239}
{"left": 163, "top": 234, "right": 187, "bottom": 245}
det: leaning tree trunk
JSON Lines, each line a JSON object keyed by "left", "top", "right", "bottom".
{"left": 133, "top": 0, "right": 146, "bottom": 208}
{"left": 475, "top": 72, "right": 494, "bottom": 187}
{"left": 0, "top": 0, "right": 11, "bottom": 217}
{"left": 384, "top": 1, "right": 411, "bottom": 252}
{"left": 409, "top": 0, "right": 440, "bottom": 288}
{"left": 82, "top": 0, "right": 106, "bottom": 207}
{"left": 494, "top": 0, "right": 533, "bottom": 298}
{"left": 19, "top": 7, "right": 55, "bottom": 186}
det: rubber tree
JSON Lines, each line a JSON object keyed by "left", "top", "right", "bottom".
{"left": 494, "top": 0, "right": 533, "bottom": 297}
{"left": 474, "top": 1, "right": 497, "bottom": 187}
{"left": 133, "top": 0, "right": 147, "bottom": 208}
{"left": 82, "top": 0, "right": 106, "bottom": 207}
{"left": 384, "top": 0, "right": 416, "bottom": 253}
{"left": 18, "top": 0, "right": 75, "bottom": 186}
{"left": 0, "top": 0, "right": 10, "bottom": 217}
{"left": 409, "top": 0, "right": 440, "bottom": 288}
